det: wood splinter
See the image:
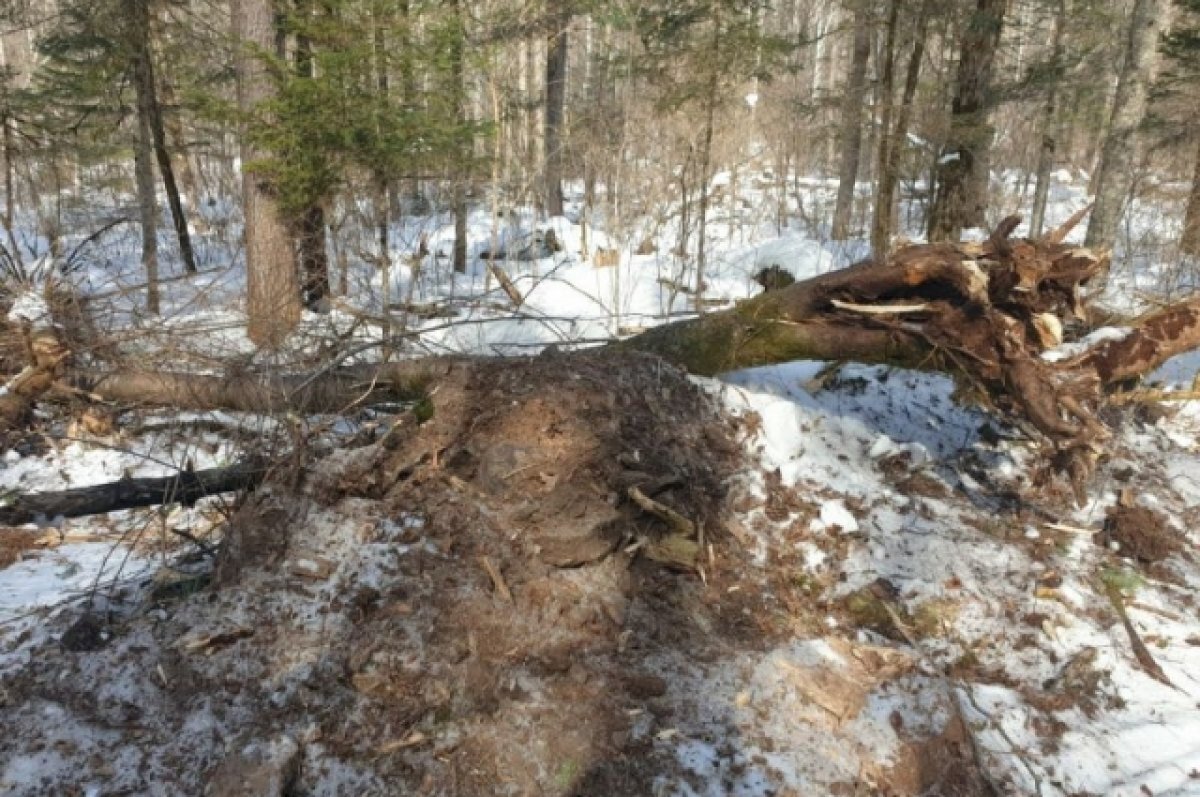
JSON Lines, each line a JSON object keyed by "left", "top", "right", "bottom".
{"left": 627, "top": 485, "right": 695, "bottom": 537}
{"left": 479, "top": 555, "right": 513, "bottom": 603}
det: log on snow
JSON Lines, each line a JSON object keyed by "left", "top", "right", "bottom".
{"left": 0, "top": 459, "right": 266, "bottom": 525}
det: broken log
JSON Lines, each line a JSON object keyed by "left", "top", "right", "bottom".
{"left": 7, "top": 208, "right": 1200, "bottom": 501}
{"left": 67, "top": 359, "right": 460, "bottom": 415}
{"left": 0, "top": 459, "right": 266, "bottom": 525}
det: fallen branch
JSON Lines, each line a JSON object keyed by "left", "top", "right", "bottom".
{"left": 0, "top": 459, "right": 266, "bottom": 525}
{"left": 1102, "top": 580, "right": 1175, "bottom": 688}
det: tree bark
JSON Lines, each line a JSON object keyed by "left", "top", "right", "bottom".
{"left": 871, "top": 0, "right": 928, "bottom": 258}
{"left": 869, "top": 0, "right": 900, "bottom": 258}
{"left": 1085, "top": 0, "right": 1165, "bottom": 251}
{"left": 927, "top": 0, "right": 1006, "bottom": 242}
{"left": 233, "top": 0, "right": 303, "bottom": 347}
{"left": 831, "top": 4, "right": 872, "bottom": 241}
{"left": 293, "top": 7, "right": 329, "bottom": 308}
{"left": 1181, "top": 135, "right": 1200, "bottom": 257}
{"left": 1029, "top": 0, "right": 1067, "bottom": 240}
{"left": 0, "top": 460, "right": 266, "bottom": 525}
{"left": 544, "top": 3, "right": 568, "bottom": 218}
{"left": 296, "top": 203, "right": 330, "bottom": 308}
{"left": 130, "top": 25, "right": 161, "bottom": 317}
{"left": 450, "top": 0, "right": 468, "bottom": 274}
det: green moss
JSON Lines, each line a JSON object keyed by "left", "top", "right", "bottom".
{"left": 844, "top": 590, "right": 897, "bottom": 636}
{"left": 1100, "top": 566, "right": 1144, "bottom": 597}
{"left": 412, "top": 396, "right": 435, "bottom": 425}
{"left": 911, "top": 598, "right": 960, "bottom": 639}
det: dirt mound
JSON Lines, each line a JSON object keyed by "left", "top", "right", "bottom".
{"left": 0, "top": 352, "right": 993, "bottom": 796}
{"left": 0, "top": 352, "right": 748, "bottom": 794}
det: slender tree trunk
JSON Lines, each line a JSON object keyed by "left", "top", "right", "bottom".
{"left": 296, "top": 204, "right": 330, "bottom": 308}
{"left": 831, "top": 4, "right": 872, "bottom": 241}
{"left": 152, "top": 69, "right": 203, "bottom": 224}
{"left": 233, "top": 0, "right": 302, "bottom": 347}
{"left": 132, "top": 89, "right": 160, "bottom": 315}
{"left": 870, "top": 0, "right": 900, "bottom": 258}
{"left": 129, "top": 0, "right": 197, "bottom": 274}
{"left": 695, "top": 12, "right": 722, "bottom": 312}
{"left": 1029, "top": 0, "right": 1068, "bottom": 239}
{"left": 2, "top": 111, "right": 18, "bottom": 261}
{"left": 127, "top": 0, "right": 161, "bottom": 313}
{"left": 450, "top": 0, "right": 468, "bottom": 274}
{"left": 1182, "top": 136, "right": 1200, "bottom": 257}
{"left": 372, "top": 10, "right": 392, "bottom": 344}
{"left": 293, "top": 9, "right": 329, "bottom": 308}
{"left": 927, "top": 0, "right": 1006, "bottom": 242}
{"left": 1085, "top": 0, "right": 1166, "bottom": 251}
{"left": 544, "top": 3, "right": 569, "bottom": 218}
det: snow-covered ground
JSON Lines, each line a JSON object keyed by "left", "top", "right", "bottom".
{"left": 2, "top": 166, "right": 1199, "bottom": 794}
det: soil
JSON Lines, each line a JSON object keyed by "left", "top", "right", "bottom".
{"left": 0, "top": 528, "right": 42, "bottom": 569}
{"left": 0, "top": 351, "right": 990, "bottom": 796}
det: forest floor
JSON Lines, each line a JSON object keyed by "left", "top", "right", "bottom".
{"left": 2, "top": 169, "right": 1200, "bottom": 795}
{"left": 3, "top": 351, "right": 1200, "bottom": 795}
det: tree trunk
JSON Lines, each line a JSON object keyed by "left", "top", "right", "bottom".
{"left": 130, "top": 25, "right": 161, "bottom": 316}
{"left": 451, "top": 0, "right": 468, "bottom": 274}
{"left": 1084, "top": 0, "right": 1165, "bottom": 251}
{"left": 129, "top": 0, "right": 197, "bottom": 276}
{"left": 1029, "top": 0, "right": 1068, "bottom": 239}
{"left": 831, "top": 4, "right": 872, "bottom": 241}
{"left": 2, "top": 108, "right": 18, "bottom": 261}
{"left": 153, "top": 68, "right": 203, "bottom": 227}
{"left": 927, "top": 0, "right": 1006, "bottom": 242}
{"left": 296, "top": 204, "right": 330, "bottom": 309}
{"left": 294, "top": 9, "right": 329, "bottom": 308}
{"left": 544, "top": 4, "right": 568, "bottom": 218}
{"left": 1179, "top": 136, "right": 1200, "bottom": 257}
{"left": 870, "top": 0, "right": 900, "bottom": 258}
{"left": 233, "top": 0, "right": 302, "bottom": 347}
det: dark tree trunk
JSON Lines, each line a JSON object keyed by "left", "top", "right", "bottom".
{"left": 831, "top": 5, "right": 872, "bottom": 241}
{"left": 544, "top": 4, "right": 569, "bottom": 218}
{"left": 0, "top": 460, "right": 266, "bottom": 525}
{"left": 294, "top": 7, "right": 329, "bottom": 307}
{"left": 451, "top": 0, "right": 468, "bottom": 274}
{"left": 296, "top": 204, "right": 330, "bottom": 308}
{"left": 927, "top": 0, "right": 1005, "bottom": 242}
{"left": 129, "top": 0, "right": 196, "bottom": 274}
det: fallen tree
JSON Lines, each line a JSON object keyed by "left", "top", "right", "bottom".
{"left": 0, "top": 459, "right": 266, "bottom": 525}
{"left": 5, "top": 208, "right": 1200, "bottom": 502}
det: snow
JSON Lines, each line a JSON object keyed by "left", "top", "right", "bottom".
{"left": 6, "top": 291, "right": 51, "bottom": 326}
{"left": 2, "top": 165, "right": 1200, "bottom": 795}
{"left": 664, "top": 358, "right": 1200, "bottom": 796}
